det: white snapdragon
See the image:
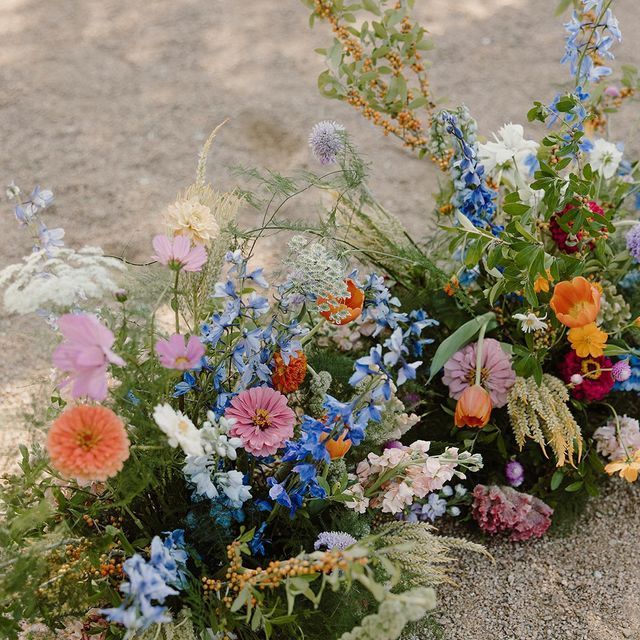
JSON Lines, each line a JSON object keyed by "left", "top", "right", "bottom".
{"left": 200, "top": 411, "right": 243, "bottom": 460}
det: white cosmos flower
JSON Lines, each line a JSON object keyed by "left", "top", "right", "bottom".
{"left": 589, "top": 139, "right": 623, "bottom": 179}
{"left": 513, "top": 312, "right": 548, "bottom": 333}
{"left": 478, "top": 123, "right": 539, "bottom": 184}
{"left": 153, "top": 403, "right": 204, "bottom": 456}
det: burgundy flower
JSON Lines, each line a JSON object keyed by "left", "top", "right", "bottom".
{"left": 549, "top": 201, "right": 605, "bottom": 254}
{"left": 558, "top": 351, "right": 614, "bottom": 402}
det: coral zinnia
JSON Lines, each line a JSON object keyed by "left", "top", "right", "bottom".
{"left": 225, "top": 386, "right": 295, "bottom": 457}
{"left": 271, "top": 350, "right": 307, "bottom": 394}
{"left": 558, "top": 351, "right": 614, "bottom": 402}
{"left": 47, "top": 405, "right": 130, "bottom": 483}
{"left": 317, "top": 278, "right": 364, "bottom": 325}
{"left": 549, "top": 276, "right": 601, "bottom": 328}
{"left": 454, "top": 384, "right": 493, "bottom": 428}
{"left": 567, "top": 322, "right": 608, "bottom": 358}
{"left": 443, "top": 338, "right": 516, "bottom": 408}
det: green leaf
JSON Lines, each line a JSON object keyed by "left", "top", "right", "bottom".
{"left": 362, "top": 0, "right": 382, "bottom": 15}
{"left": 550, "top": 469, "right": 564, "bottom": 490}
{"left": 565, "top": 481, "right": 584, "bottom": 492}
{"left": 502, "top": 202, "right": 530, "bottom": 216}
{"left": 428, "top": 312, "right": 497, "bottom": 382}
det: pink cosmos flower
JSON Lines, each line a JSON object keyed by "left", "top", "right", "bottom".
{"left": 225, "top": 386, "right": 295, "bottom": 457}
{"left": 152, "top": 234, "right": 207, "bottom": 272}
{"left": 155, "top": 334, "right": 205, "bottom": 370}
{"left": 52, "top": 314, "right": 125, "bottom": 401}
{"left": 442, "top": 338, "right": 516, "bottom": 408}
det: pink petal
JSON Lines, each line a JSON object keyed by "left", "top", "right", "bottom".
{"left": 152, "top": 234, "right": 173, "bottom": 265}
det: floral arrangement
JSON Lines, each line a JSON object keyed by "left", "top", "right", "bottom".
{"left": 2, "top": 0, "right": 640, "bottom": 639}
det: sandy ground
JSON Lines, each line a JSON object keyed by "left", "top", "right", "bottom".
{"left": 1, "top": 0, "right": 640, "bottom": 638}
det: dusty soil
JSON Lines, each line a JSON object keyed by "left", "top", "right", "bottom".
{"left": 2, "top": 0, "right": 640, "bottom": 638}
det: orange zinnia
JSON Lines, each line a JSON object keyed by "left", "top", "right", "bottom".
{"left": 271, "top": 350, "right": 307, "bottom": 394}
{"left": 567, "top": 322, "right": 608, "bottom": 358}
{"left": 322, "top": 429, "right": 352, "bottom": 459}
{"left": 317, "top": 278, "right": 364, "bottom": 325}
{"left": 454, "top": 384, "right": 492, "bottom": 429}
{"left": 549, "top": 276, "right": 601, "bottom": 328}
{"left": 47, "top": 405, "right": 130, "bottom": 483}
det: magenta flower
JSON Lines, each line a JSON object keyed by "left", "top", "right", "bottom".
{"left": 155, "top": 334, "right": 205, "bottom": 370}
{"left": 152, "top": 234, "right": 207, "bottom": 272}
{"left": 225, "top": 386, "right": 295, "bottom": 457}
{"left": 442, "top": 338, "right": 516, "bottom": 408}
{"left": 52, "top": 313, "right": 125, "bottom": 401}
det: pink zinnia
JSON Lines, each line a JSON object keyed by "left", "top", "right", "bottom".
{"left": 442, "top": 338, "right": 516, "bottom": 408}
{"left": 47, "top": 405, "right": 130, "bottom": 483}
{"left": 152, "top": 234, "right": 207, "bottom": 272}
{"left": 52, "top": 314, "right": 125, "bottom": 401}
{"left": 225, "top": 386, "right": 295, "bottom": 457}
{"left": 155, "top": 334, "right": 205, "bottom": 370}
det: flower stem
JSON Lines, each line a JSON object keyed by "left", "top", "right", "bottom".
{"left": 475, "top": 321, "right": 488, "bottom": 386}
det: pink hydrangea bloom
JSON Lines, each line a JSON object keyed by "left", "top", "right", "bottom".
{"left": 152, "top": 234, "right": 207, "bottom": 272}
{"left": 52, "top": 313, "right": 125, "bottom": 401}
{"left": 155, "top": 334, "right": 205, "bottom": 370}
{"left": 442, "top": 338, "right": 516, "bottom": 408}
{"left": 225, "top": 386, "right": 295, "bottom": 457}
{"left": 472, "top": 484, "right": 553, "bottom": 542}
{"left": 593, "top": 415, "right": 640, "bottom": 461}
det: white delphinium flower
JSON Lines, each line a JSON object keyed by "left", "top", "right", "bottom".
{"left": 163, "top": 195, "right": 219, "bottom": 245}
{"left": 0, "top": 246, "right": 126, "bottom": 315}
{"left": 282, "top": 235, "right": 349, "bottom": 300}
{"left": 513, "top": 312, "right": 548, "bottom": 333}
{"left": 478, "top": 123, "right": 539, "bottom": 183}
{"left": 589, "top": 139, "right": 623, "bottom": 179}
{"left": 183, "top": 455, "right": 218, "bottom": 499}
{"left": 153, "top": 403, "right": 204, "bottom": 456}
{"left": 200, "top": 411, "right": 242, "bottom": 460}
{"left": 217, "top": 470, "right": 252, "bottom": 508}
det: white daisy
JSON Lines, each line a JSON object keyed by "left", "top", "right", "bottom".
{"left": 513, "top": 312, "right": 548, "bottom": 333}
{"left": 153, "top": 403, "right": 204, "bottom": 456}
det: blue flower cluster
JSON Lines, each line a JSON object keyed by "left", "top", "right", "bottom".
{"left": 561, "top": 0, "right": 622, "bottom": 84}
{"left": 102, "top": 530, "right": 188, "bottom": 634}
{"left": 615, "top": 355, "right": 640, "bottom": 393}
{"left": 440, "top": 112, "right": 500, "bottom": 235}
{"left": 198, "top": 251, "right": 308, "bottom": 413}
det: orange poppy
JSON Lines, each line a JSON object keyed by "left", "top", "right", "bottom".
{"left": 604, "top": 450, "right": 640, "bottom": 483}
{"left": 271, "top": 351, "right": 307, "bottom": 394}
{"left": 454, "top": 384, "right": 492, "bottom": 429}
{"left": 533, "top": 270, "right": 553, "bottom": 293}
{"left": 321, "top": 429, "right": 352, "bottom": 459}
{"left": 317, "top": 278, "right": 364, "bottom": 325}
{"left": 549, "top": 276, "right": 601, "bottom": 328}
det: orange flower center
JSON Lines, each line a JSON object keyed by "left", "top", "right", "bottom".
{"left": 252, "top": 409, "right": 272, "bottom": 430}
{"left": 75, "top": 428, "right": 101, "bottom": 451}
{"left": 466, "top": 367, "right": 490, "bottom": 386}
{"left": 581, "top": 358, "right": 602, "bottom": 380}
{"left": 174, "top": 356, "right": 190, "bottom": 366}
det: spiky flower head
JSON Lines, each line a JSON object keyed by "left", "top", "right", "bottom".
{"left": 504, "top": 460, "right": 525, "bottom": 487}
{"left": 612, "top": 360, "right": 632, "bottom": 382}
{"left": 308, "top": 121, "right": 346, "bottom": 165}
{"left": 314, "top": 531, "right": 357, "bottom": 551}
{"left": 626, "top": 224, "right": 640, "bottom": 263}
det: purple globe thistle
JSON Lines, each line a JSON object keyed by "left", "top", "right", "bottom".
{"left": 314, "top": 531, "right": 357, "bottom": 551}
{"left": 505, "top": 460, "right": 525, "bottom": 487}
{"left": 626, "top": 225, "right": 640, "bottom": 263}
{"left": 612, "top": 360, "right": 632, "bottom": 382}
{"left": 308, "top": 121, "right": 346, "bottom": 165}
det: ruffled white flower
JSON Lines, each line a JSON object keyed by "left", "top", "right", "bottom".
{"left": 478, "top": 123, "right": 539, "bottom": 184}
{"left": 164, "top": 196, "right": 219, "bottom": 245}
{"left": 589, "top": 138, "right": 623, "bottom": 179}
{"left": 200, "top": 411, "right": 243, "bottom": 460}
{"left": 217, "top": 469, "right": 252, "bottom": 508}
{"left": 153, "top": 403, "right": 204, "bottom": 456}
{"left": 513, "top": 312, "right": 548, "bottom": 333}
{"left": 0, "top": 247, "right": 126, "bottom": 315}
